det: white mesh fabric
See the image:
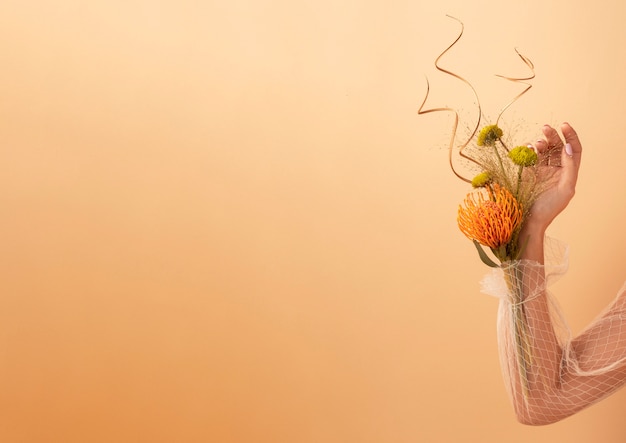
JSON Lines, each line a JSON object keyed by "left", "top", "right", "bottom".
{"left": 481, "top": 238, "right": 626, "bottom": 425}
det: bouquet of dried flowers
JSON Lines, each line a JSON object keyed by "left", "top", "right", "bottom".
{"left": 457, "top": 124, "right": 540, "bottom": 266}
{"left": 456, "top": 124, "right": 543, "bottom": 398}
{"left": 419, "top": 16, "right": 551, "bottom": 399}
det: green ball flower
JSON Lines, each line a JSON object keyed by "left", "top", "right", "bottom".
{"left": 508, "top": 145, "right": 538, "bottom": 167}
{"left": 471, "top": 171, "right": 492, "bottom": 188}
{"left": 477, "top": 125, "right": 503, "bottom": 147}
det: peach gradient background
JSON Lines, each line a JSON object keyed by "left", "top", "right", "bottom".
{"left": 1, "top": 1, "right": 625, "bottom": 442}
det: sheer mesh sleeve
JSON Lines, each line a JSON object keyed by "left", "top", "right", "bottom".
{"left": 481, "top": 238, "right": 626, "bottom": 425}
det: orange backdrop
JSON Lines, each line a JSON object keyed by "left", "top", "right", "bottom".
{"left": 1, "top": 1, "right": 625, "bottom": 442}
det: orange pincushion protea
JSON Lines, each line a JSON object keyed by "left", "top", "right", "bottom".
{"left": 457, "top": 184, "right": 523, "bottom": 250}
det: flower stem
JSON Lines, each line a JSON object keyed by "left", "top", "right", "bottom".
{"left": 492, "top": 145, "right": 513, "bottom": 190}
{"left": 516, "top": 165, "right": 523, "bottom": 199}
{"left": 498, "top": 137, "right": 510, "bottom": 152}
{"left": 503, "top": 264, "right": 533, "bottom": 402}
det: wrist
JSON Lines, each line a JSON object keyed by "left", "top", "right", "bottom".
{"left": 520, "top": 215, "right": 549, "bottom": 238}
{"left": 518, "top": 220, "right": 547, "bottom": 263}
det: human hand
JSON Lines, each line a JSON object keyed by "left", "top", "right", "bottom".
{"left": 526, "top": 123, "right": 583, "bottom": 232}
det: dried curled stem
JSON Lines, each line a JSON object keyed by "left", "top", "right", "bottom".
{"left": 418, "top": 15, "right": 482, "bottom": 183}
{"left": 495, "top": 48, "right": 536, "bottom": 126}
{"left": 419, "top": 17, "right": 536, "bottom": 183}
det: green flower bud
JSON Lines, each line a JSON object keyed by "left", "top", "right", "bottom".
{"left": 471, "top": 171, "right": 492, "bottom": 188}
{"left": 508, "top": 145, "right": 538, "bottom": 167}
{"left": 477, "top": 125, "right": 503, "bottom": 147}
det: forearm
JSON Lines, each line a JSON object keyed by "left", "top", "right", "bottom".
{"left": 499, "top": 223, "right": 564, "bottom": 423}
{"left": 518, "top": 219, "right": 546, "bottom": 264}
{"left": 499, "top": 222, "right": 626, "bottom": 424}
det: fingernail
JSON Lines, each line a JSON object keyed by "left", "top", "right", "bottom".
{"left": 565, "top": 143, "right": 573, "bottom": 156}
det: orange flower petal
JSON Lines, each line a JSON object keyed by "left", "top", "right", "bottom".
{"left": 457, "top": 184, "right": 522, "bottom": 249}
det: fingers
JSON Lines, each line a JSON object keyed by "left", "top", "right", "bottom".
{"left": 542, "top": 124, "right": 564, "bottom": 149}
{"left": 532, "top": 122, "right": 582, "bottom": 180}
{"left": 534, "top": 138, "right": 548, "bottom": 155}
{"left": 538, "top": 124, "right": 564, "bottom": 167}
{"left": 559, "top": 122, "right": 582, "bottom": 191}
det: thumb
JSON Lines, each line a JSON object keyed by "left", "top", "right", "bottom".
{"left": 560, "top": 122, "right": 582, "bottom": 189}
{"left": 561, "top": 122, "right": 582, "bottom": 156}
